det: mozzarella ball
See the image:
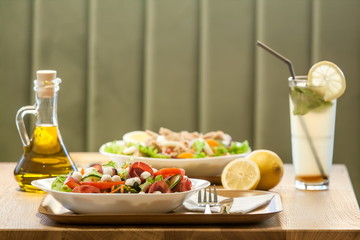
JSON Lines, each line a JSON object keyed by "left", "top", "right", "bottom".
{"left": 125, "top": 177, "right": 141, "bottom": 186}
{"left": 71, "top": 171, "right": 82, "bottom": 182}
{"left": 102, "top": 167, "right": 113, "bottom": 176}
{"left": 101, "top": 174, "right": 112, "bottom": 182}
{"left": 140, "top": 171, "right": 151, "bottom": 179}
{"left": 111, "top": 175, "right": 122, "bottom": 182}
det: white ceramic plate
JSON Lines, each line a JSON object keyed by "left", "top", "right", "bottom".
{"left": 99, "top": 140, "right": 250, "bottom": 177}
{"left": 31, "top": 178, "right": 210, "bottom": 214}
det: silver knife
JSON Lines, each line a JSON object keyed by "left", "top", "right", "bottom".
{"left": 220, "top": 198, "right": 233, "bottom": 214}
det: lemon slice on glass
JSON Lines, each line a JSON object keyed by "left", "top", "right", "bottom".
{"left": 221, "top": 158, "right": 260, "bottom": 190}
{"left": 122, "top": 131, "right": 150, "bottom": 144}
{"left": 307, "top": 61, "right": 346, "bottom": 101}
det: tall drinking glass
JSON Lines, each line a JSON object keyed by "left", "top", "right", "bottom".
{"left": 288, "top": 76, "right": 336, "bottom": 190}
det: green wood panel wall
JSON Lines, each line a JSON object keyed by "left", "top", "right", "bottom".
{"left": 144, "top": 0, "right": 199, "bottom": 132}
{"left": 87, "top": 0, "right": 144, "bottom": 150}
{"left": 0, "top": 0, "right": 359, "bottom": 201}
{"left": 200, "top": 0, "right": 255, "bottom": 144}
{"left": 0, "top": 0, "right": 32, "bottom": 160}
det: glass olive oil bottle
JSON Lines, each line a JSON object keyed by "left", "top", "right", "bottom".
{"left": 14, "top": 70, "right": 77, "bottom": 193}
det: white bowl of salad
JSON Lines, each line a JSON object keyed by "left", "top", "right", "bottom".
{"left": 99, "top": 128, "right": 251, "bottom": 177}
{"left": 32, "top": 160, "right": 210, "bottom": 214}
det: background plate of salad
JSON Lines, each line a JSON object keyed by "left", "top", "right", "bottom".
{"left": 100, "top": 128, "right": 251, "bottom": 177}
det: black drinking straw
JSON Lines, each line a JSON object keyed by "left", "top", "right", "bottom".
{"left": 256, "top": 40, "right": 326, "bottom": 180}
{"left": 257, "top": 41, "right": 296, "bottom": 79}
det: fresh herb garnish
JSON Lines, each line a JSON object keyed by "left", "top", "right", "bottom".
{"left": 290, "top": 87, "right": 332, "bottom": 115}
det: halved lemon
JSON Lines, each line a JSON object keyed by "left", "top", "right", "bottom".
{"left": 122, "top": 131, "right": 150, "bottom": 144}
{"left": 308, "top": 61, "right": 346, "bottom": 101}
{"left": 221, "top": 158, "right": 260, "bottom": 190}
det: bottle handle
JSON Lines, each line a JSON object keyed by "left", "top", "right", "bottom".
{"left": 16, "top": 105, "right": 38, "bottom": 147}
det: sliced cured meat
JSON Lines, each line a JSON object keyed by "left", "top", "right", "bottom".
{"left": 128, "top": 162, "right": 154, "bottom": 182}
{"left": 90, "top": 164, "right": 103, "bottom": 174}
{"left": 172, "top": 176, "right": 192, "bottom": 192}
{"left": 147, "top": 180, "right": 172, "bottom": 193}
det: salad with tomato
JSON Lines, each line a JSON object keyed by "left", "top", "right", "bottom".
{"left": 51, "top": 160, "right": 192, "bottom": 194}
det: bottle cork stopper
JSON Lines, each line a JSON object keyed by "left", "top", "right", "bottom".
{"left": 37, "top": 70, "right": 57, "bottom": 81}
{"left": 36, "top": 70, "right": 58, "bottom": 98}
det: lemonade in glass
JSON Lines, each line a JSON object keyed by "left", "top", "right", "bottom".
{"left": 288, "top": 61, "right": 346, "bottom": 190}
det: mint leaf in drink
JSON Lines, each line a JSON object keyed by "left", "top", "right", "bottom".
{"left": 290, "top": 87, "right": 332, "bottom": 115}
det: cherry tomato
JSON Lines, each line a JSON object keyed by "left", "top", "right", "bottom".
{"left": 128, "top": 162, "right": 154, "bottom": 181}
{"left": 154, "top": 168, "right": 185, "bottom": 178}
{"left": 81, "top": 181, "right": 124, "bottom": 189}
{"left": 72, "top": 185, "right": 100, "bottom": 193}
{"left": 64, "top": 177, "right": 80, "bottom": 189}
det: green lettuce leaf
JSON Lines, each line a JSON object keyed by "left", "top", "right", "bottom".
{"left": 102, "top": 160, "right": 118, "bottom": 168}
{"left": 154, "top": 175, "right": 164, "bottom": 182}
{"left": 228, "top": 140, "right": 250, "bottom": 155}
{"left": 103, "top": 141, "right": 126, "bottom": 154}
{"left": 138, "top": 145, "right": 170, "bottom": 158}
{"left": 51, "top": 175, "right": 72, "bottom": 192}
{"left": 139, "top": 176, "right": 154, "bottom": 191}
{"left": 213, "top": 144, "right": 228, "bottom": 156}
{"left": 192, "top": 140, "right": 207, "bottom": 158}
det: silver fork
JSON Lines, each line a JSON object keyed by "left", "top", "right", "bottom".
{"left": 197, "top": 185, "right": 218, "bottom": 214}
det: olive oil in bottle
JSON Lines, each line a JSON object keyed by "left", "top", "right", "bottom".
{"left": 14, "top": 70, "right": 77, "bottom": 193}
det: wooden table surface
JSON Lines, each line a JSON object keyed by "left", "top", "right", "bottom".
{"left": 0, "top": 152, "right": 359, "bottom": 240}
